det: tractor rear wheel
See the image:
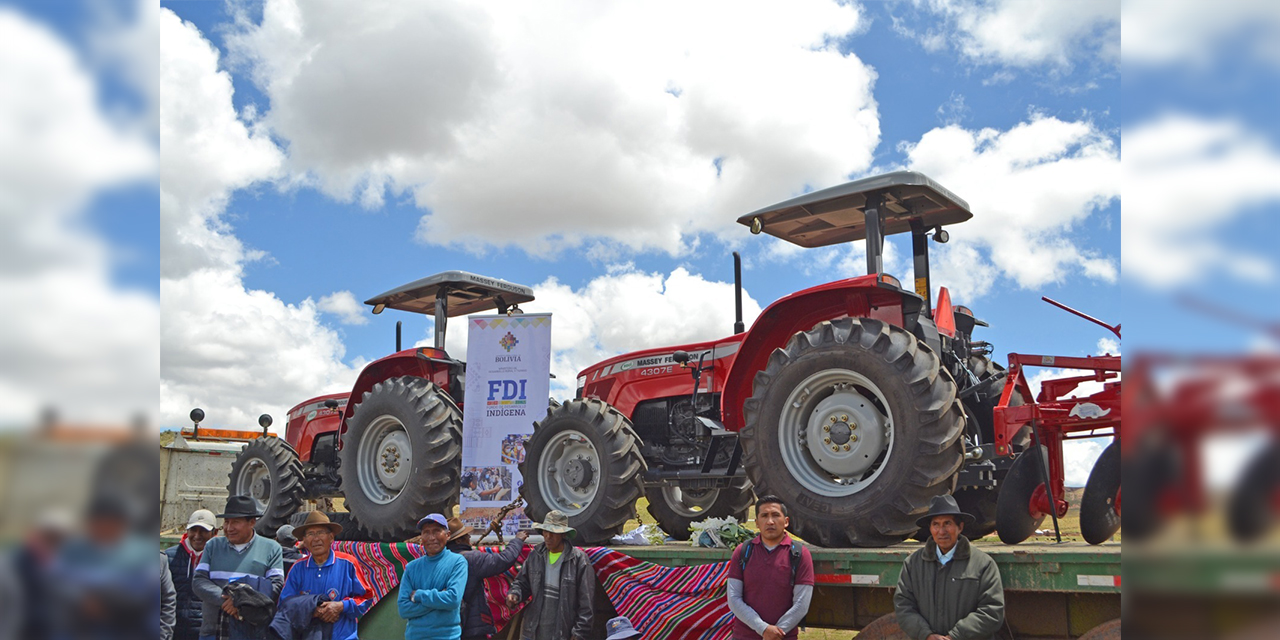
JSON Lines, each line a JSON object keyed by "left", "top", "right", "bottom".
{"left": 1227, "top": 441, "right": 1280, "bottom": 543}
{"left": 1080, "top": 441, "right": 1122, "bottom": 544}
{"left": 741, "top": 318, "right": 966, "bottom": 547}
{"left": 339, "top": 376, "right": 463, "bottom": 541}
{"left": 521, "top": 399, "right": 645, "bottom": 544}
{"left": 228, "top": 437, "right": 305, "bottom": 537}
{"left": 645, "top": 478, "right": 754, "bottom": 541}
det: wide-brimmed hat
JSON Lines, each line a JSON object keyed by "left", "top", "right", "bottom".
{"left": 915, "top": 494, "right": 976, "bottom": 529}
{"left": 605, "top": 616, "right": 642, "bottom": 640}
{"left": 217, "top": 495, "right": 263, "bottom": 519}
{"left": 447, "top": 516, "right": 474, "bottom": 543}
{"left": 532, "top": 510, "right": 576, "bottom": 537}
{"left": 293, "top": 511, "right": 342, "bottom": 537}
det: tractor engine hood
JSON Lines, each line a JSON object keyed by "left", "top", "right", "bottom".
{"left": 576, "top": 336, "right": 745, "bottom": 401}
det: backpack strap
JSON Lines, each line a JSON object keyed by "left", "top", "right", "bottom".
{"left": 738, "top": 540, "right": 753, "bottom": 575}
{"left": 789, "top": 541, "right": 804, "bottom": 586}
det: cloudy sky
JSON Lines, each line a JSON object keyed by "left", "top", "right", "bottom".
{"left": 5, "top": 0, "right": 1280, "bottom": 485}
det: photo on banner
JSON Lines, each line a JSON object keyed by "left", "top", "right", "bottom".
{"left": 460, "top": 313, "right": 552, "bottom": 535}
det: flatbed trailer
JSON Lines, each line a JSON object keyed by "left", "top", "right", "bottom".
{"left": 356, "top": 540, "right": 1122, "bottom": 639}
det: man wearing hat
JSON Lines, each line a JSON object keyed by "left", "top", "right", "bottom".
{"left": 893, "top": 494, "right": 1005, "bottom": 640}
{"left": 399, "top": 513, "right": 469, "bottom": 640}
{"left": 604, "top": 616, "right": 642, "bottom": 640}
{"left": 504, "top": 510, "right": 595, "bottom": 640}
{"left": 276, "top": 512, "right": 371, "bottom": 640}
{"left": 444, "top": 516, "right": 528, "bottom": 640}
{"left": 192, "top": 495, "right": 284, "bottom": 640}
{"left": 166, "top": 509, "right": 219, "bottom": 640}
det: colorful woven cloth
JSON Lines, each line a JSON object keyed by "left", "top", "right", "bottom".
{"left": 333, "top": 542, "right": 732, "bottom": 640}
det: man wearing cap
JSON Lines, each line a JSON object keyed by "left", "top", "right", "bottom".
{"left": 276, "top": 524, "right": 305, "bottom": 575}
{"left": 444, "top": 516, "right": 528, "bottom": 640}
{"left": 192, "top": 495, "right": 285, "bottom": 640}
{"left": 166, "top": 509, "right": 219, "bottom": 640}
{"left": 399, "top": 513, "right": 468, "bottom": 640}
{"left": 504, "top": 510, "right": 595, "bottom": 640}
{"left": 894, "top": 494, "right": 1005, "bottom": 640}
{"left": 276, "top": 512, "right": 371, "bottom": 640}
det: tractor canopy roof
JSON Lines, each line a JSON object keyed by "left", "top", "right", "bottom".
{"left": 736, "top": 171, "right": 971, "bottom": 248}
{"left": 364, "top": 271, "right": 535, "bottom": 317}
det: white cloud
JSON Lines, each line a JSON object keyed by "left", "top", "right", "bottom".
{"left": 0, "top": 8, "right": 158, "bottom": 427}
{"left": 908, "top": 0, "right": 1118, "bottom": 69}
{"left": 901, "top": 115, "right": 1120, "bottom": 300}
{"left": 1097, "top": 337, "right": 1119, "bottom": 355}
{"left": 1123, "top": 0, "right": 1280, "bottom": 68}
{"left": 1123, "top": 114, "right": 1280, "bottom": 289}
{"left": 160, "top": 10, "right": 358, "bottom": 431}
{"left": 226, "top": 0, "right": 879, "bottom": 257}
{"left": 318, "top": 291, "right": 370, "bottom": 326}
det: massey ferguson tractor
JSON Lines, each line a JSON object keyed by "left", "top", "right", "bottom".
{"left": 226, "top": 272, "right": 535, "bottom": 538}
{"left": 520, "top": 171, "right": 1026, "bottom": 546}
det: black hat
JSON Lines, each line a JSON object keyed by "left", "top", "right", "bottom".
{"left": 217, "top": 495, "right": 263, "bottom": 519}
{"left": 915, "top": 494, "right": 976, "bottom": 529}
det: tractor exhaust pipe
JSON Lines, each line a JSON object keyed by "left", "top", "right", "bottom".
{"left": 733, "top": 252, "right": 745, "bottom": 335}
{"left": 396, "top": 321, "right": 402, "bottom": 352}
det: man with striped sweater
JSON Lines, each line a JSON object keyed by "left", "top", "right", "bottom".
{"left": 192, "top": 495, "right": 284, "bottom": 640}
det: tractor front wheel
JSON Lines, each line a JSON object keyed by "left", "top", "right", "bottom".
{"left": 741, "top": 318, "right": 966, "bottom": 547}
{"left": 645, "top": 478, "right": 754, "bottom": 541}
{"left": 521, "top": 399, "right": 645, "bottom": 544}
{"left": 339, "top": 377, "right": 462, "bottom": 540}
{"left": 228, "top": 437, "right": 305, "bottom": 537}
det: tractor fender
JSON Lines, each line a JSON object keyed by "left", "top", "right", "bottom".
{"left": 337, "top": 348, "right": 452, "bottom": 448}
{"left": 720, "top": 276, "right": 908, "bottom": 430}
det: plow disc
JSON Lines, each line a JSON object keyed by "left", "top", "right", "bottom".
{"left": 1080, "top": 441, "right": 1122, "bottom": 544}
{"left": 1227, "top": 441, "right": 1280, "bottom": 543}
{"left": 996, "top": 445, "right": 1050, "bottom": 544}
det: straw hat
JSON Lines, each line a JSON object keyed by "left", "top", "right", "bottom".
{"left": 447, "top": 516, "right": 475, "bottom": 543}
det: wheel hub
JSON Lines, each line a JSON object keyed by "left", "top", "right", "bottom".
{"left": 805, "top": 389, "right": 888, "bottom": 478}
{"left": 538, "top": 431, "right": 601, "bottom": 516}
{"left": 564, "top": 457, "right": 594, "bottom": 489}
{"left": 375, "top": 431, "right": 412, "bottom": 490}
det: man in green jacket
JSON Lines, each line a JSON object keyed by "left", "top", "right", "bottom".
{"left": 893, "top": 495, "right": 1004, "bottom": 640}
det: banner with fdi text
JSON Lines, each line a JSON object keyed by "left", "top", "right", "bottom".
{"left": 460, "top": 313, "right": 552, "bottom": 535}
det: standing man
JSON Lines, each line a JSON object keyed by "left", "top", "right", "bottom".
{"left": 275, "top": 511, "right": 371, "bottom": 640}
{"left": 399, "top": 513, "right": 468, "bottom": 640}
{"left": 444, "top": 516, "right": 527, "bottom": 640}
{"left": 894, "top": 495, "right": 1005, "bottom": 640}
{"left": 726, "top": 496, "right": 815, "bottom": 640}
{"left": 504, "top": 510, "right": 594, "bottom": 640}
{"left": 192, "top": 495, "right": 284, "bottom": 640}
{"left": 167, "top": 509, "right": 218, "bottom": 640}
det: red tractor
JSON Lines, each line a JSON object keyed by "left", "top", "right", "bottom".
{"left": 520, "top": 171, "right": 1024, "bottom": 546}
{"left": 227, "top": 272, "right": 536, "bottom": 538}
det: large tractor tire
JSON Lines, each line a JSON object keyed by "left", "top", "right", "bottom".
{"left": 1080, "top": 441, "right": 1122, "bottom": 544}
{"left": 521, "top": 399, "right": 645, "bottom": 544}
{"left": 645, "top": 477, "right": 754, "bottom": 541}
{"left": 741, "top": 318, "right": 967, "bottom": 547}
{"left": 1227, "top": 441, "right": 1280, "bottom": 543}
{"left": 340, "top": 376, "right": 463, "bottom": 541}
{"left": 228, "top": 437, "right": 306, "bottom": 537}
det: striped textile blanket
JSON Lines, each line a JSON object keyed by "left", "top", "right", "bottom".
{"left": 333, "top": 542, "right": 733, "bottom": 640}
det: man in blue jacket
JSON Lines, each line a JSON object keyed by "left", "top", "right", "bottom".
{"left": 399, "top": 513, "right": 468, "bottom": 640}
{"left": 276, "top": 511, "right": 371, "bottom": 640}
